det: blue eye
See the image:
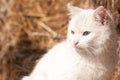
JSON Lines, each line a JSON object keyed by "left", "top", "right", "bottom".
{"left": 83, "top": 31, "right": 91, "bottom": 36}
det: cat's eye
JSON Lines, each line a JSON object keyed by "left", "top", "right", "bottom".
{"left": 83, "top": 31, "right": 91, "bottom": 36}
{"left": 71, "top": 30, "right": 75, "bottom": 34}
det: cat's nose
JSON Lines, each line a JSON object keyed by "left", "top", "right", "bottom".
{"left": 74, "top": 40, "right": 79, "bottom": 46}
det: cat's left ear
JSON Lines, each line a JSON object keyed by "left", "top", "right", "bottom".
{"left": 67, "top": 3, "right": 82, "bottom": 17}
{"left": 94, "top": 6, "right": 108, "bottom": 25}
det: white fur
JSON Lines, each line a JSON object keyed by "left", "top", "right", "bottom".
{"left": 22, "top": 5, "right": 118, "bottom": 80}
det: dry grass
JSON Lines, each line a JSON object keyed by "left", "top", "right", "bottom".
{"left": 0, "top": 0, "right": 120, "bottom": 80}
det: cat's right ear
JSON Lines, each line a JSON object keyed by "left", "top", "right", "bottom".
{"left": 94, "top": 6, "right": 108, "bottom": 25}
{"left": 67, "top": 3, "right": 82, "bottom": 18}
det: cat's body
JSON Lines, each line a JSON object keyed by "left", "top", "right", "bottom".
{"left": 22, "top": 4, "right": 118, "bottom": 80}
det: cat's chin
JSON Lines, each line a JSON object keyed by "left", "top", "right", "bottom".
{"left": 72, "top": 45, "right": 83, "bottom": 50}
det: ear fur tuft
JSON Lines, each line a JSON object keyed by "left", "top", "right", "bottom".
{"left": 67, "top": 3, "right": 82, "bottom": 17}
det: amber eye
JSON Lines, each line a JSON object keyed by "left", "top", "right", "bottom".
{"left": 71, "top": 30, "right": 75, "bottom": 34}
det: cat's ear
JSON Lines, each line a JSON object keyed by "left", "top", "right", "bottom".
{"left": 94, "top": 6, "right": 108, "bottom": 25}
{"left": 67, "top": 3, "right": 82, "bottom": 17}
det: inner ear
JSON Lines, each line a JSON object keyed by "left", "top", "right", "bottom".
{"left": 94, "top": 6, "right": 108, "bottom": 25}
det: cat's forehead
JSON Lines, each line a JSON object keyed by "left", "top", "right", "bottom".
{"left": 69, "top": 9, "right": 96, "bottom": 31}
{"left": 74, "top": 9, "right": 94, "bottom": 22}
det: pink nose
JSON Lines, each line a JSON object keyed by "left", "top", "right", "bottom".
{"left": 74, "top": 40, "right": 79, "bottom": 46}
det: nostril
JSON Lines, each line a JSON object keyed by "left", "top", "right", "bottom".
{"left": 74, "top": 41, "right": 79, "bottom": 46}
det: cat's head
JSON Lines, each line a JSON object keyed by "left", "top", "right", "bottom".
{"left": 67, "top": 4, "right": 114, "bottom": 50}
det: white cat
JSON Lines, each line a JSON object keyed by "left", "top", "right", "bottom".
{"left": 22, "top": 4, "right": 118, "bottom": 80}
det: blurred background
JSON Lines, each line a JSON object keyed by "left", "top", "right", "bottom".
{"left": 0, "top": 0, "right": 120, "bottom": 80}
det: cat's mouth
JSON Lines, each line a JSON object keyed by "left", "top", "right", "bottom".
{"left": 73, "top": 45, "right": 83, "bottom": 50}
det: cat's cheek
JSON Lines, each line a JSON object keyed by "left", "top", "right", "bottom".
{"left": 79, "top": 39, "right": 90, "bottom": 48}
{"left": 71, "top": 41, "right": 76, "bottom": 47}
{"left": 67, "top": 34, "right": 72, "bottom": 41}
{"left": 68, "top": 36, "right": 75, "bottom": 46}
